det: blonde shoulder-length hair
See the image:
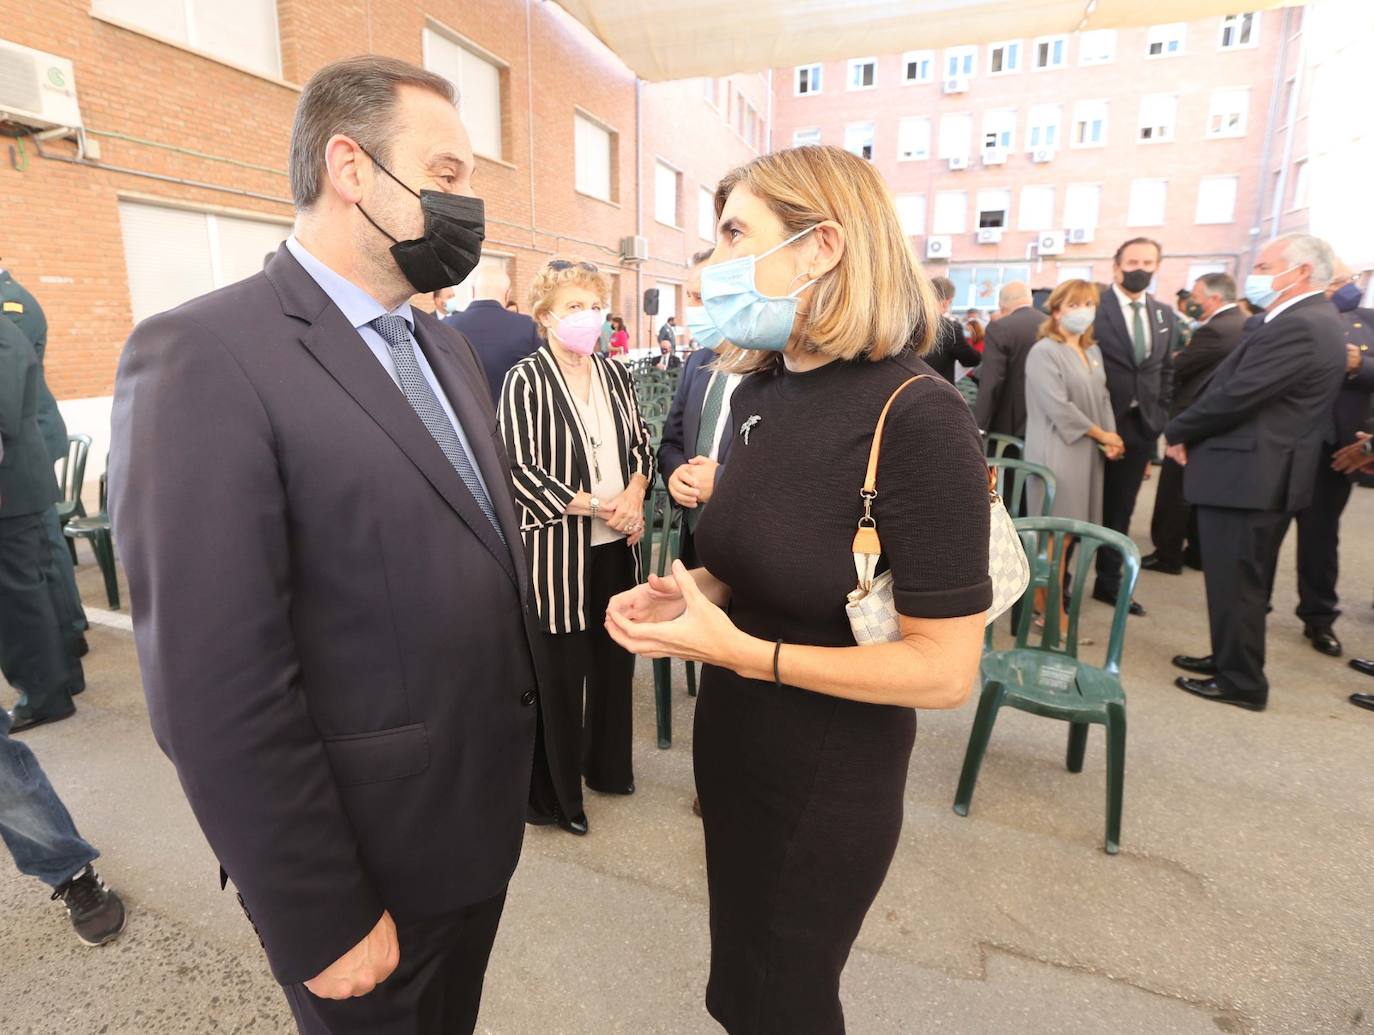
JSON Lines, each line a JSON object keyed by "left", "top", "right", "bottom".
{"left": 1038, "top": 279, "right": 1100, "bottom": 347}
{"left": 709, "top": 145, "right": 940, "bottom": 374}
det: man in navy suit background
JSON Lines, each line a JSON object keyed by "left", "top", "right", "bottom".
{"left": 443, "top": 264, "right": 540, "bottom": 403}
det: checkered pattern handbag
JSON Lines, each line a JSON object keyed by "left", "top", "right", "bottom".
{"left": 845, "top": 376, "right": 1030, "bottom": 645}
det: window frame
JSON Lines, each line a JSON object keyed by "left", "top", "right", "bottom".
{"left": 1219, "top": 12, "right": 1260, "bottom": 50}
{"left": 987, "top": 39, "right": 1022, "bottom": 76}
{"left": 843, "top": 121, "right": 876, "bottom": 161}
{"left": 794, "top": 63, "right": 823, "bottom": 96}
{"left": 976, "top": 188, "right": 1012, "bottom": 230}
{"left": 1194, "top": 175, "right": 1239, "bottom": 224}
{"left": 1206, "top": 87, "right": 1250, "bottom": 139}
{"left": 1071, "top": 99, "right": 1109, "bottom": 149}
{"left": 897, "top": 116, "right": 932, "bottom": 162}
{"left": 1063, "top": 182, "right": 1103, "bottom": 230}
{"left": 1137, "top": 93, "right": 1178, "bottom": 144}
{"left": 932, "top": 190, "right": 969, "bottom": 235}
{"left": 1033, "top": 35, "right": 1068, "bottom": 70}
{"left": 1145, "top": 23, "right": 1187, "bottom": 59}
{"left": 1127, "top": 178, "right": 1170, "bottom": 227}
{"left": 422, "top": 22, "right": 508, "bottom": 164}
{"left": 653, "top": 158, "right": 682, "bottom": 229}
{"left": 944, "top": 45, "right": 978, "bottom": 80}
{"left": 1027, "top": 104, "right": 1062, "bottom": 151}
{"left": 792, "top": 127, "right": 822, "bottom": 148}
{"left": 1078, "top": 29, "right": 1116, "bottom": 66}
{"left": 573, "top": 110, "right": 617, "bottom": 204}
{"left": 1017, "top": 185, "right": 1057, "bottom": 231}
{"left": 846, "top": 57, "right": 878, "bottom": 91}
{"left": 902, "top": 49, "right": 934, "bottom": 84}
{"left": 894, "top": 193, "right": 927, "bottom": 236}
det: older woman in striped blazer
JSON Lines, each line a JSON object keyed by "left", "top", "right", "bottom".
{"left": 499, "top": 258, "right": 655, "bottom": 837}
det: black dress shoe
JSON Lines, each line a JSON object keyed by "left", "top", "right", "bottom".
{"left": 1182, "top": 551, "right": 1203, "bottom": 571}
{"left": 1303, "top": 625, "right": 1342, "bottom": 657}
{"left": 559, "top": 811, "right": 589, "bottom": 836}
{"left": 1350, "top": 693, "right": 1374, "bottom": 712}
{"left": 1090, "top": 589, "right": 1146, "bottom": 615}
{"left": 1172, "top": 653, "right": 1218, "bottom": 675}
{"left": 1348, "top": 658, "right": 1374, "bottom": 678}
{"left": 1174, "top": 676, "right": 1266, "bottom": 711}
{"left": 8, "top": 701, "right": 77, "bottom": 733}
{"left": 1141, "top": 554, "right": 1183, "bottom": 575}
{"left": 585, "top": 779, "right": 635, "bottom": 796}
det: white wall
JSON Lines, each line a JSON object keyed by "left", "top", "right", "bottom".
{"left": 57, "top": 395, "right": 113, "bottom": 508}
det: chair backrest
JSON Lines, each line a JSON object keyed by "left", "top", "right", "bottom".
{"left": 1005, "top": 516, "right": 1141, "bottom": 673}
{"left": 57, "top": 434, "right": 92, "bottom": 507}
{"left": 984, "top": 432, "right": 1024, "bottom": 460}
{"left": 989, "top": 458, "right": 1057, "bottom": 518}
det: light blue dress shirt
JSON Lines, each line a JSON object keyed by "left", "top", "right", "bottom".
{"left": 285, "top": 235, "right": 491, "bottom": 500}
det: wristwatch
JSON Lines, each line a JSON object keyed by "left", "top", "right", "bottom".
{"left": 589, "top": 495, "right": 601, "bottom": 519}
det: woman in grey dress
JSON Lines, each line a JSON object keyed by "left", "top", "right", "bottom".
{"left": 1024, "top": 279, "right": 1125, "bottom": 623}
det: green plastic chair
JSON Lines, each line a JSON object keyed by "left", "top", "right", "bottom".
{"left": 988, "top": 457, "right": 1056, "bottom": 519}
{"left": 984, "top": 432, "right": 1024, "bottom": 460}
{"left": 64, "top": 469, "right": 119, "bottom": 609}
{"left": 954, "top": 516, "right": 1141, "bottom": 855}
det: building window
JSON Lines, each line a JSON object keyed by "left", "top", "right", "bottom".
{"left": 988, "top": 40, "right": 1021, "bottom": 75}
{"left": 1072, "top": 100, "right": 1108, "bottom": 147}
{"left": 1027, "top": 105, "right": 1062, "bottom": 150}
{"left": 976, "top": 189, "right": 1011, "bottom": 229}
{"left": 1127, "top": 178, "right": 1169, "bottom": 226}
{"left": 698, "top": 186, "right": 716, "bottom": 241}
{"left": 982, "top": 110, "right": 1016, "bottom": 152}
{"left": 1146, "top": 23, "right": 1186, "bottom": 58}
{"left": 932, "top": 191, "right": 968, "bottom": 235}
{"left": 1138, "top": 94, "right": 1177, "bottom": 143}
{"left": 654, "top": 160, "right": 680, "bottom": 227}
{"left": 944, "top": 46, "right": 977, "bottom": 80}
{"left": 844, "top": 122, "right": 875, "bottom": 160}
{"left": 1195, "top": 175, "right": 1239, "bottom": 224}
{"left": 1291, "top": 159, "right": 1310, "bottom": 210}
{"left": 423, "top": 27, "right": 504, "bottom": 162}
{"left": 793, "top": 127, "right": 821, "bottom": 147}
{"left": 898, "top": 117, "right": 931, "bottom": 161}
{"left": 1078, "top": 29, "right": 1116, "bottom": 65}
{"left": 702, "top": 77, "right": 717, "bottom": 106}
{"left": 1064, "top": 183, "right": 1102, "bottom": 228}
{"left": 1220, "top": 12, "right": 1260, "bottom": 50}
{"left": 1018, "top": 186, "right": 1056, "bottom": 231}
{"left": 938, "top": 113, "right": 973, "bottom": 160}
{"left": 574, "top": 113, "right": 614, "bottom": 202}
{"left": 1034, "top": 35, "right": 1068, "bottom": 70}
{"left": 903, "top": 50, "right": 934, "bottom": 84}
{"left": 894, "top": 193, "right": 926, "bottom": 236}
{"left": 1207, "top": 88, "right": 1250, "bottom": 138}
{"left": 117, "top": 201, "right": 288, "bottom": 325}
{"left": 847, "top": 58, "right": 877, "bottom": 90}
{"left": 795, "top": 64, "right": 823, "bottom": 95}
{"left": 94, "top": 0, "right": 282, "bottom": 78}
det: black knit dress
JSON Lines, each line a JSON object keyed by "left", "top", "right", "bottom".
{"left": 692, "top": 352, "right": 991, "bottom": 1035}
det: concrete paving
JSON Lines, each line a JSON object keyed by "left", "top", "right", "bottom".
{"left": 3, "top": 473, "right": 1372, "bottom": 1035}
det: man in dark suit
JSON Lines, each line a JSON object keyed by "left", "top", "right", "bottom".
{"left": 924, "top": 276, "right": 982, "bottom": 383}
{"left": 1264, "top": 261, "right": 1374, "bottom": 657}
{"left": 974, "top": 281, "right": 1041, "bottom": 444}
{"left": 1166, "top": 234, "right": 1347, "bottom": 711}
{"left": 109, "top": 57, "right": 549, "bottom": 1034}
{"left": 443, "top": 264, "right": 540, "bottom": 403}
{"left": 0, "top": 317, "right": 84, "bottom": 731}
{"left": 1091, "top": 238, "right": 1178, "bottom": 615}
{"left": 1144, "top": 272, "right": 1246, "bottom": 574}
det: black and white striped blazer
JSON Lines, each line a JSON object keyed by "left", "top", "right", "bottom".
{"left": 499, "top": 346, "right": 655, "bottom": 634}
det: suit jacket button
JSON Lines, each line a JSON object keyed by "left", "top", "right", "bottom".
{"left": 521, "top": 689, "right": 537, "bottom": 706}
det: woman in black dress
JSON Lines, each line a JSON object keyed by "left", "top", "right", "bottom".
{"left": 607, "top": 145, "right": 991, "bottom": 1034}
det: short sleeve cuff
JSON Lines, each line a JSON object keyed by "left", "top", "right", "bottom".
{"left": 894, "top": 577, "right": 993, "bottom": 620}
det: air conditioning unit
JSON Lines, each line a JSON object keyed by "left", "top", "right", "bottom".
{"left": 1038, "top": 230, "right": 1066, "bottom": 255}
{"left": 0, "top": 39, "right": 83, "bottom": 131}
{"left": 618, "top": 235, "right": 649, "bottom": 263}
{"left": 947, "top": 155, "right": 969, "bottom": 171}
{"left": 943, "top": 77, "right": 969, "bottom": 95}
{"left": 975, "top": 227, "right": 1003, "bottom": 245}
{"left": 1067, "top": 226, "right": 1095, "bottom": 244}
{"left": 1031, "top": 148, "right": 1055, "bottom": 164}
{"left": 925, "top": 235, "right": 952, "bottom": 260}
{"left": 982, "top": 148, "right": 1008, "bottom": 166}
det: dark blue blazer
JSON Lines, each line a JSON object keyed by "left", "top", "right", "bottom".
{"left": 443, "top": 300, "right": 541, "bottom": 403}
{"left": 658, "top": 348, "right": 734, "bottom": 488}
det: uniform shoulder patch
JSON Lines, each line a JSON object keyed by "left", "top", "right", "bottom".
{"left": 2, "top": 301, "right": 23, "bottom": 313}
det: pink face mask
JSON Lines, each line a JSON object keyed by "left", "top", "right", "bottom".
{"left": 552, "top": 309, "right": 604, "bottom": 355}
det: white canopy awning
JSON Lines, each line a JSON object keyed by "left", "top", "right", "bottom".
{"left": 554, "top": 0, "right": 1305, "bottom": 81}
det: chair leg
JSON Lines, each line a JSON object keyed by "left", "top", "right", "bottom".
{"left": 1103, "top": 701, "right": 1127, "bottom": 855}
{"left": 96, "top": 531, "right": 120, "bottom": 610}
{"left": 686, "top": 660, "right": 697, "bottom": 698}
{"left": 67, "top": 535, "right": 79, "bottom": 566}
{"left": 953, "top": 682, "right": 1006, "bottom": 817}
{"left": 653, "top": 657, "right": 672, "bottom": 749}
{"left": 1066, "top": 722, "right": 1090, "bottom": 773}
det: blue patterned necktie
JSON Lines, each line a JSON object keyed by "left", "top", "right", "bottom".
{"left": 370, "top": 314, "right": 505, "bottom": 545}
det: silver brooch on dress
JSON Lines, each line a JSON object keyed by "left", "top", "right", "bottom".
{"left": 740, "top": 415, "right": 762, "bottom": 445}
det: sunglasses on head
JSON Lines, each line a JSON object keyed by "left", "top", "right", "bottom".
{"left": 547, "top": 260, "right": 599, "bottom": 273}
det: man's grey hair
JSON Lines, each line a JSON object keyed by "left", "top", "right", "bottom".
{"left": 1196, "top": 272, "right": 1237, "bottom": 303}
{"left": 289, "top": 55, "right": 457, "bottom": 210}
{"left": 1273, "top": 233, "right": 1335, "bottom": 288}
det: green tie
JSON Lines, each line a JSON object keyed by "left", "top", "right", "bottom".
{"left": 1130, "top": 301, "right": 1148, "bottom": 365}
{"left": 688, "top": 373, "right": 728, "bottom": 532}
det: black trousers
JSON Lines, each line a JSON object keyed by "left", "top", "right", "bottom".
{"left": 1148, "top": 455, "right": 1199, "bottom": 567}
{"left": 534, "top": 542, "right": 636, "bottom": 817}
{"left": 1269, "top": 447, "right": 1352, "bottom": 629}
{"left": 0, "top": 512, "right": 83, "bottom": 715}
{"left": 1095, "top": 410, "right": 1153, "bottom": 597}
{"left": 42, "top": 507, "right": 88, "bottom": 641}
{"left": 1197, "top": 505, "right": 1287, "bottom": 699}
{"left": 284, "top": 890, "right": 506, "bottom": 1035}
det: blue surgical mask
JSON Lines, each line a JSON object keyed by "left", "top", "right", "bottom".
{"left": 1244, "top": 265, "right": 1298, "bottom": 310}
{"left": 1332, "top": 282, "right": 1363, "bottom": 313}
{"left": 685, "top": 305, "right": 724, "bottom": 350}
{"left": 444, "top": 296, "right": 463, "bottom": 314}
{"left": 700, "top": 225, "right": 821, "bottom": 351}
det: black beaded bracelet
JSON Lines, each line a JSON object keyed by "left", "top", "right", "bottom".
{"left": 773, "top": 639, "right": 783, "bottom": 688}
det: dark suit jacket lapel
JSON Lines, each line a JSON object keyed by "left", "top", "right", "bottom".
{"left": 1098, "top": 287, "right": 1131, "bottom": 364}
{"left": 1146, "top": 297, "right": 1172, "bottom": 359}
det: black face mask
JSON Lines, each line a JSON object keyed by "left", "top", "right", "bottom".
{"left": 1184, "top": 301, "right": 1204, "bottom": 320}
{"left": 356, "top": 146, "right": 485, "bottom": 294}
{"left": 1120, "top": 268, "right": 1153, "bottom": 294}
